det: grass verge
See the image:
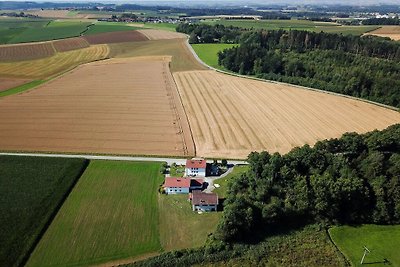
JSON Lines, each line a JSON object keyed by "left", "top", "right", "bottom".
{"left": 0, "top": 80, "right": 45, "bottom": 97}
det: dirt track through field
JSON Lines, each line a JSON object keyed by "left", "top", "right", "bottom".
{"left": 174, "top": 70, "right": 400, "bottom": 159}
{"left": 0, "top": 57, "right": 194, "bottom": 156}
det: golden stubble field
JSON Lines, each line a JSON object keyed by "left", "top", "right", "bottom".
{"left": 0, "top": 57, "right": 194, "bottom": 156}
{"left": 366, "top": 26, "right": 400, "bottom": 41}
{"left": 174, "top": 70, "right": 400, "bottom": 159}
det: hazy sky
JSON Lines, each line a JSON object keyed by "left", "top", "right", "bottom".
{"left": 6, "top": 0, "right": 400, "bottom": 4}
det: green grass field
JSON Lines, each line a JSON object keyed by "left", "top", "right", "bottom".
{"left": 159, "top": 194, "right": 221, "bottom": 251}
{"left": 0, "top": 18, "right": 50, "bottom": 44}
{"left": 26, "top": 160, "right": 164, "bottom": 267}
{"left": 0, "top": 156, "right": 88, "bottom": 267}
{"left": 9, "top": 20, "right": 92, "bottom": 43}
{"left": 84, "top": 22, "right": 141, "bottom": 35}
{"left": 192, "top": 43, "right": 237, "bottom": 68}
{"left": 329, "top": 225, "right": 400, "bottom": 267}
{"left": 213, "top": 165, "right": 249, "bottom": 198}
{"left": 203, "top": 19, "right": 378, "bottom": 35}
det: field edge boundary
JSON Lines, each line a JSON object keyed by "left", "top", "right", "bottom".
{"left": 326, "top": 227, "right": 352, "bottom": 267}
{"left": 185, "top": 38, "right": 399, "bottom": 112}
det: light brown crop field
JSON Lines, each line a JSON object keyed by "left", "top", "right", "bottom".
{"left": 0, "top": 42, "right": 55, "bottom": 62}
{"left": 137, "top": 29, "right": 186, "bottom": 40}
{"left": 53, "top": 37, "right": 90, "bottom": 52}
{"left": 0, "top": 44, "right": 109, "bottom": 79}
{"left": 0, "top": 57, "right": 194, "bottom": 156}
{"left": 109, "top": 39, "right": 206, "bottom": 72}
{"left": 174, "top": 70, "right": 400, "bottom": 159}
{"left": 25, "top": 9, "right": 72, "bottom": 18}
{"left": 0, "top": 78, "right": 31, "bottom": 92}
{"left": 83, "top": 31, "right": 148, "bottom": 44}
{"left": 365, "top": 26, "right": 400, "bottom": 40}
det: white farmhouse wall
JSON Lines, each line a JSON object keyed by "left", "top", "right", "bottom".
{"left": 192, "top": 204, "right": 218, "bottom": 212}
{"left": 185, "top": 167, "right": 206, "bottom": 177}
{"left": 166, "top": 187, "right": 190, "bottom": 195}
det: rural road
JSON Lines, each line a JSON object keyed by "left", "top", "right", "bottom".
{"left": 0, "top": 152, "right": 247, "bottom": 165}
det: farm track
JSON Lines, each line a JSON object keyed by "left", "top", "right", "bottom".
{"left": 173, "top": 70, "right": 400, "bottom": 159}
{"left": 0, "top": 57, "right": 194, "bottom": 157}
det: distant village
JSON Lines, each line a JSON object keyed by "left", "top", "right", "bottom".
{"left": 162, "top": 158, "right": 225, "bottom": 212}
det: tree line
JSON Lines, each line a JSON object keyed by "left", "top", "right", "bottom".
{"left": 363, "top": 18, "right": 400, "bottom": 25}
{"left": 215, "top": 124, "right": 400, "bottom": 242}
{"left": 216, "top": 30, "right": 400, "bottom": 107}
{"left": 176, "top": 23, "right": 244, "bottom": 44}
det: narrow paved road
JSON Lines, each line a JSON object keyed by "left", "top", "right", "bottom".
{"left": 0, "top": 152, "right": 247, "bottom": 165}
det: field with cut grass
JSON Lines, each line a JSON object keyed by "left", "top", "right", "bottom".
{"left": 0, "top": 44, "right": 109, "bottom": 78}
{"left": 329, "top": 225, "right": 400, "bottom": 267}
{"left": 84, "top": 23, "right": 141, "bottom": 35}
{"left": 109, "top": 39, "right": 205, "bottom": 72}
{"left": 26, "top": 160, "right": 164, "bottom": 267}
{"left": 158, "top": 194, "right": 221, "bottom": 251}
{"left": 173, "top": 70, "right": 400, "bottom": 159}
{"left": 0, "top": 156, "right": 88, "bottom": 267}
{"left": 191, "top": 43, "right": 237, "bottom": 68}
{"left": 213, "top": 165, "right": 249, "bottom": 198}
{"left": 203, "top": 19, "right": 378, "bottom": 35}
{"left": 0, "top": 18, "right": 50, "bottom": 44}
{"left": 0, "top": 57, "right": 194, "bottom": 156}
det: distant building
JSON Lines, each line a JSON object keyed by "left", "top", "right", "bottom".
{"left": 189, "top": 190, "right": 218, "bottom": 212}
{"left": 163, "top": 177, "right": 204, "bottom": 194}
{"left": 185, "top": 158, "right": 206, "bottom": 177}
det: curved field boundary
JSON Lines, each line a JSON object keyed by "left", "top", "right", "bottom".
{"left": 173, "top": 70, "right": 400, "bottom": 159}
{"left": 83, "top": 30, "right": 149, "bottom": 44}
{"left": 53, "top": 37, "right": 90, "bottom": 52}
{"left": 185, "top": 39, "right": 400, "bottom": 112}
{"left": 0, "top": 78, "right": 32, "bottom": 92}
{"left": 0, "top": 45, "right": 110, "bottom": 79}
{"left": 0, "top": 42, "right": 56, "bottom": 62}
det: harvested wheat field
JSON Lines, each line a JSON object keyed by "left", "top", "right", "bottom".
{"left": 0, "top": 57, "right": 194, "bottom": 156}
{"left": 366, "top": 26, "right": 400, "bottom": 40}
{"left": 83, "top": 31, "right": 148, "bottom": 44}
{"left": 0, "top": 78, "right": 31, "bottom": 92}
{"left": 53, "top": 37, "right": 90, "bottom": 52}
{"left": 138, "top": 29, "right": 186, "bottom": 40}
{"left": 0, "top": 42, "right": 55, "bottom": 62}
{"left": 174, "top": 70, "right": 400, "bottom": 159}
{"left": 0, "top": 44, "right": 109, "bottom": 79}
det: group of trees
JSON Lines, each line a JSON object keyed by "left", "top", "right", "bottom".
{"left": 215, "top": 124, "right": 400, "bottom": 242}
{"left": 217, "top": 30, "right": 400, "bottom": 107}
{"left": 176, "top": 24, "right": 244, "bottom": 44}
{"left": 363, "top": 17, "right": 400, "bottom": 25}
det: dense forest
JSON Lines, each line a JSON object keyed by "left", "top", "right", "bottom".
{"left": 176, "top": 23, "right": 244, "bottom": 44}
{"left": 363, "top": 18, "right": 400, "bottom": 25}
{"left": 216, "top": 124, "right": 400, "bottom": 242}
{"left": 216, "top": 30, "right": 400, "bottom": 107}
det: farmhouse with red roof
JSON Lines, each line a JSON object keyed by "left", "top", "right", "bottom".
{"left": 189, "top": 190, "right": 219, "bottom": 212}
{"left": 185, "top": 158, "right": 206, "bottom": 177}
{"left": 163, "top": 177, "right": 204, "bottom": 194}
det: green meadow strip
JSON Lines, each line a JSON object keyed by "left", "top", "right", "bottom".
{"left": 0, "top": 80, "right": 45, "bottom": 97}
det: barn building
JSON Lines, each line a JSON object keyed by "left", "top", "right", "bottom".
{"left": 189, "top": 190, "right": 219, "bottom": 212}
{"left": 185, "top": 158, "right": 206, "bottom": 177}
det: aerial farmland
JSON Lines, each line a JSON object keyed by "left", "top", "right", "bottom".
{"left": 1, "top": 2, "right": 400, "bottom": 267}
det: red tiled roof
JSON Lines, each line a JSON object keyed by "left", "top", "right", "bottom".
{"left": 191, "top": 190, "right": 218, "bottom": 205}
{"left": 164, "top": 177, "right": 191, "bottom": 188}
{"left": 186, "top": 158, "right": 206, "bottom": 169}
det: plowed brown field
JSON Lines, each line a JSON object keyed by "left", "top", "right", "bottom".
{"left": 174, "top": 70, "right": 400, "bottom": 159}
{"left": 0, "top": 57, "right": 194, "bottom": 156}
{"left": 53, "top": 37, "right": 90, "bottom": 52}
{"left": 83, "top": 31, "right": 148, "bottom": 44}
{"left": 0, "top": 78, "right": 31, "bottom": 92}
{"left": 137, "top": 29, "right": 186, "bottom": 40}
{"left": 0, "top": 42, "right": 55, "bottom": 62}
{"left": 365, "top": 26, "right": 400, "bottom": 40}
